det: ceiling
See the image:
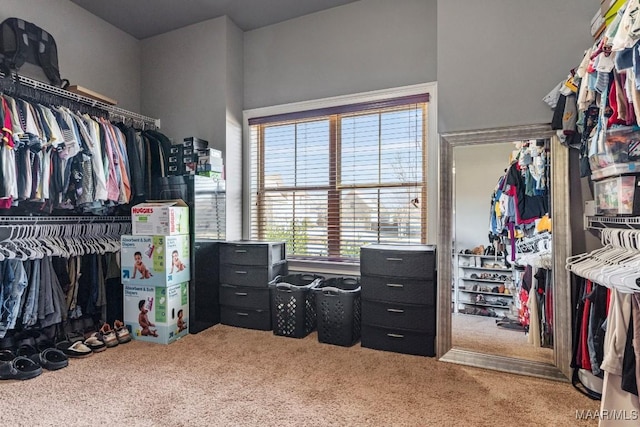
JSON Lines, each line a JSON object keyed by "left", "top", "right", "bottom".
{"left": 70, "top": 0, "right": 359, "bottom": 39}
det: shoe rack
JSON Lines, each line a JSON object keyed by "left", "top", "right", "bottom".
{"left": 453, "top": 252, "right": 516, "bottom": 317}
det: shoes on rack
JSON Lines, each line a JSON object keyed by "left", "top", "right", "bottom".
{"left": 472, "top": 245, "right": 485, "bottom": 255}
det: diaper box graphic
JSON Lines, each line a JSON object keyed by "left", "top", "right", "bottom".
{"left": 123, "top": 283, "right": 189, "bottom": 344}
{"left": 121, "top": 235, "right": 190, "bottom": 287}
{"left": 131, "top": 199, "right": 189, "bottom": 236}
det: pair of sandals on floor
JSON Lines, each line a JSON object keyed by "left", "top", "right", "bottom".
{"left": 0, "top": 329, "right": 69, "bottom": 381}
{"left": 56, "top": 319, "right": 132, "bottom": 358}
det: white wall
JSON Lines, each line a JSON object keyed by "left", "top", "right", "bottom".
{"left": 243, "top": 0, "right": 437, "bottom": 110}
{"left": 1, "top": 0, "right": 141, "bottom": 111}
{"left": 141, "top": 17, "right": 227, "bottom": 147}
{"left": 437, "top": 0, "right": 599, "bottom": 133}
{"left": 141, "top": 16, "right": 243, "bottom": 239}
{"left": 225, "top": 18, "right": 244, "bottom": 240}
{"left": 454, "top": 142, "right": 515, "bottom": 251}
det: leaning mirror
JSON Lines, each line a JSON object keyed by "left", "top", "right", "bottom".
{"left": 437, "top": 124, "right": 572, "bottom": 381}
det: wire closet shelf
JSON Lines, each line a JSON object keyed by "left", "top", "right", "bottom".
{"left": 0, "top": 71, "right": 160, "bottom": 129}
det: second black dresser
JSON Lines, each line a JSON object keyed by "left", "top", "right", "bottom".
{"left": 360, "top": 244, "right": 437, "bottom": 356}
{"left": 219, "top": 241, "right": 287, "bottom": 331}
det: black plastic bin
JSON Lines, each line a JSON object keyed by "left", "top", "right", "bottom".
{"left": 313, "top": 277, "right": 361, "bottom": 347}
{"left": 270, "top": 274, "right": 325, "bottom": 338}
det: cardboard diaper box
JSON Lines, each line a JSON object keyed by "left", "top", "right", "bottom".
{"left": 123, "top": 283, "right": 189, "bottom": 344}
{"left": 131, "top": 200, "right": 189, "bottom": 236}
{"left": 121, "top": 234, "right": 191, "bottom": 287}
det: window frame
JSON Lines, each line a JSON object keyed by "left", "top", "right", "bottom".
{"left": 243, "top": 83, "right": 438, "bottom": 274}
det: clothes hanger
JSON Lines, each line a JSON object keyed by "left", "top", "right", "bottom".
{"left": 37, "top": 224, "right": 55, "bottom": 257}
{"left": 603, "top": 230, "right": 640, "bottom": 284}
{"left": 23, "top": 224, "right": 44, "bottom": 260}
{"left": 566, "top": 227, "right": 619, "bottom": 272}
{"left": 0, "top": 225, "right": 18, "bottom": 260}
{"left": 586, "top": 230, "right": 640, "bottom": 288}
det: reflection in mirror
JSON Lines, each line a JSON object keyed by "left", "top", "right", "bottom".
{"left": 437, "top": 124, "right": 572, "bottom": 381}
{"left": 452, "top": 141, "right": 554, "bottom": 365}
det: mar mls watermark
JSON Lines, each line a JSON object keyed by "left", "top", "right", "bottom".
{"left": 576, "top": 409, "right": 639, "bottom": 421}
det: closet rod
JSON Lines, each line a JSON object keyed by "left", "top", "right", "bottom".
{"left": 0, "top": 215, "right": 131, "bottom": 224}
{"left": 1, "top": 71, "right": 160, "bottom": 129}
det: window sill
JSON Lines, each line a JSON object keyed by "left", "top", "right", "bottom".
{"left": 287, "top": 259, "right": 360, "bottom": 277}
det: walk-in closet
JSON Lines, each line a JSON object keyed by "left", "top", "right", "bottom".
{"left": 0, "top": 1, "right": 620, "bottom": 426}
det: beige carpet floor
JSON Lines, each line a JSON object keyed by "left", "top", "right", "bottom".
{"left": 452, "top": 313, "right": 555, "bottom": 364}
{"left": 1, "top": 324, "right": 599, "bottom": 427}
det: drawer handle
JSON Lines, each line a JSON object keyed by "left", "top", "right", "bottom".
{"left": 237, "top": 312, "right": 249, "bottom": 316}
{"left": 387, "top": 308, "right": 404, "bottom": 314}
{"left": 387, "top": 333, "right": 404, "bottom": 339}
{"left": 235, "top": 249, "right": 247, "bottom": 253}
{"left": 235, "top": 271, "right": 248, "bottom": 274}
{"left": 235, "top": 292, "right": 248, "bottom": 296}
{"left": 386, "top": 283, "right": 404, "bottom": 288}
{"left": 385, "top": 257, "right": 404, "bottom": 262}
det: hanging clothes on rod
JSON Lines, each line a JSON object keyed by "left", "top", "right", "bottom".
{"left": 0, "top": 81, "right": 172, "bottom": 214}
{"left": 0, "top": 217, "right": 129, "bottom": 339}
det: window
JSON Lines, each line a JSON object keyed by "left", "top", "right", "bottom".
{"left": 249, "top": 93, "right": 429, "bottom": 262}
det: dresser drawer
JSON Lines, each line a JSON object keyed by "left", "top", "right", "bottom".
{"left": 220, "top": 241, "right": 285, "bottom": 266}
{"left": 360, "top": 274, "right": 435, "bottom": 306}
{"left": 360, "top": 244, "right": 436, "bottom": 279}
{"left": 361, "top": 300, "right": 435, "bottom": 334}
{"left": 220, "top": 305, "right": 271, "bottom": 331}
{"left": 361, "top": 324, "right": 435, "bottom": 357}
{"left": 219, "top": 284, "right": 271, "bottom": 310}
{"left": 220, "top": 261, "right": 287, "bottom": 287}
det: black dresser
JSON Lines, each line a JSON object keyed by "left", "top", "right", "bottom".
{"left": 360, "top": 244, "right": 437, "bottom": 357}
{"left": 218, "top": 241, "right": 287, "bottom": 331}
{"left": 189, "top": 241, "right": 221, "bottom": 334}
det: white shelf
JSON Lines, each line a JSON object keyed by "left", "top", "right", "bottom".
{"left": 458, "top": 265, "right": 510, "bottom": 272}
{"left": 454, "top": 251, "right": 517, "bottom": 315}
{"left": 586, "top": 215, "right": 640, "bottom": 230}
{"left": 461, "top": 278, "right": 511, "bottom": 284}
{"left": 460, "top": 290, "right": 513, "bottom": 297}
{"left": 458, "top": 253, "right": 504, "bottom": 259}
{"left": 461, "top": 301, "right": 511, "bottom": 309}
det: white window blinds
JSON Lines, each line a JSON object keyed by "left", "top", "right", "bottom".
{"left": 249, "top": 94, "right": 428, "bottom": 261}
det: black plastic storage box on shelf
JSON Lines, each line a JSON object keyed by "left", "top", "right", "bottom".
{"left": 313, "top": 277, "right": 361, "bottom": 347}
{"left": 270, "top": 274, "right": 325, "bottom": 338}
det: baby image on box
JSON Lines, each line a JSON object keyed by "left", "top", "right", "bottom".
{"left": 177, "top": 309, "right": 187, "bottom": 333}
{"left": 170, "top": 249, "right": 186, "bottom": 274}
{"left": 133, "top": 251, "right": 153, "bottom": 279}
{"left": 138, "top": 299, "right": 158, "bottom": 337}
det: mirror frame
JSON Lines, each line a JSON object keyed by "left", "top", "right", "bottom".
{"left": 436, "top": 123, "right": 572, "bottom": 381}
